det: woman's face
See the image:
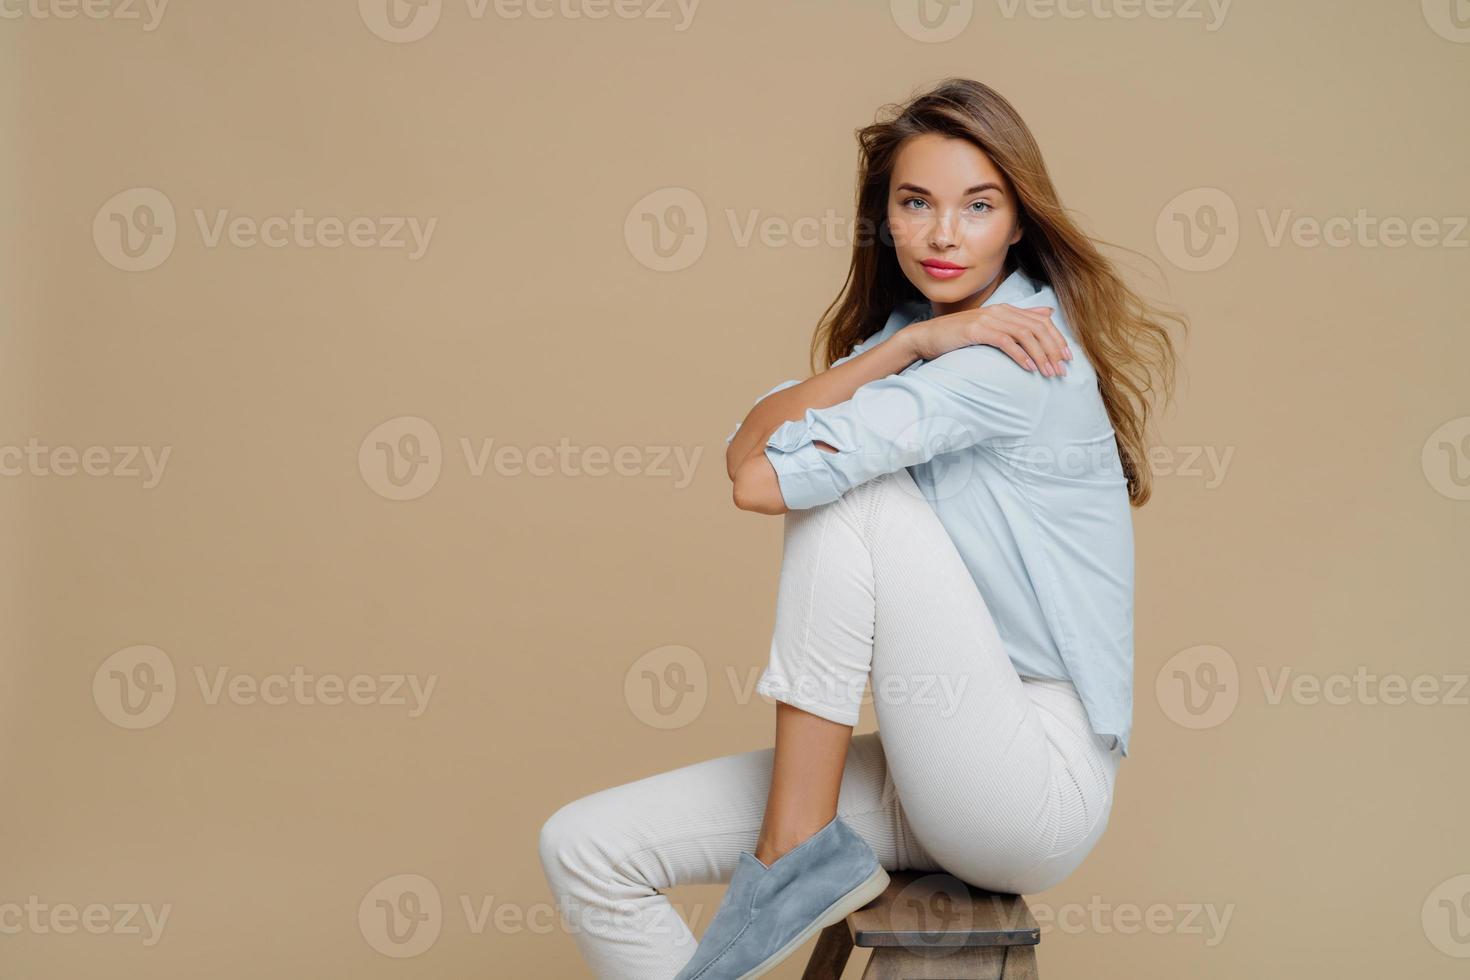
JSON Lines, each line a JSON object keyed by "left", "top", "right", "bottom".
{"left": 885, "top": 133, "right": 1023, "bottom": 317}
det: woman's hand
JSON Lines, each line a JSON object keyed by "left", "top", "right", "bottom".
{"left": 902, "top": 304, "right": 1072, "bottom": 376}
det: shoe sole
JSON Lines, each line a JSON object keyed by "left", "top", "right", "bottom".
{"left": 734, "top": 865, "right": 891, "bottom": 980}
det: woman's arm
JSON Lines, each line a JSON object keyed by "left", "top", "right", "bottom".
{"left": 728, "top": 303, "right": 1067, "bottom": 514}
{"left": 731, "top": 337, "right": 1053, "bottom": 515}
{"left": 724, "top": 332, "right": 921, "bottom": 483}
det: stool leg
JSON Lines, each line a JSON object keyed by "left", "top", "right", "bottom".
{"left": 999, "top": 944, "right": 1039, "bottom": 979}
{"left": 861, "top": 944, "right": 1030, "bottom": 979}
{"left": 800, "top": 922, "right": 855, "bottom": 980}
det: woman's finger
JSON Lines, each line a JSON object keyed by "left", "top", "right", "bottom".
{"left": 1026, "top": 306, "right": 1072, "bottom": 361}
{"left": 1023, "top": 310, "right": 1068, "bottom": 374}
{"left": 995, "top": 336, "right": 1036, "bottom": 372}
{"left": 997, "top": 310, "right": 1062, "bottom": 376}
{"left": 1001, "top": 317, "right": 1052, "bottom": 375}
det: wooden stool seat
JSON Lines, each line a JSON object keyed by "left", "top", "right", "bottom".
{"left": 801, "top": 869, "right": 1041, "bottom": 979}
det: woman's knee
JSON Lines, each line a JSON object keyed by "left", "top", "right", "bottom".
{"left": 781, "top": 469, "right": 918, "bottom": 557}
{"left": 538, "top": 791, "right": 624, "bottom": 889}
{"left": 836, "top": 469, "right": 915, "bottom": 531}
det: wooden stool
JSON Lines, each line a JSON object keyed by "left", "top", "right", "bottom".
{"left": 801, "top": 869, "right": 1041, "bottom": 979}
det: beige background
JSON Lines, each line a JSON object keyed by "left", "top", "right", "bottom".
{"left": 3, "top": 1, "right": 1468, "bottom": 977}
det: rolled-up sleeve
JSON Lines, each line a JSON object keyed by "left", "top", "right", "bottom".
{"left": 762, "top": 344, "right": 1049, "bottom": 510}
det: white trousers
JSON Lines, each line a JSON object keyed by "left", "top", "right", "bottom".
{"left": 538, "top": 467, "right": 1123, "bottom": 979}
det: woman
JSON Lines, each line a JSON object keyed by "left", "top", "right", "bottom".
{"left": 538, "top": 77, "right": 1185, "bottom": 979}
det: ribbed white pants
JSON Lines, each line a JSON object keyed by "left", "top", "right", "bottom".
{"left": 538, "top": 467, "right": 1123, "bottom": 979}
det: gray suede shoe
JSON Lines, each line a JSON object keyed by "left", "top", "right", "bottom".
{"left": 672, "top": 815, "right": 889, "bottom": 980}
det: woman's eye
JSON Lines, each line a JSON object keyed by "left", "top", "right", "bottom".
{"left": 900, "top": 198, "right": 991, "bottom": 213}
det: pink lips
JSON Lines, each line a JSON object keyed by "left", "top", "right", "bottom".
{"left": 920, "top": 260, "right": 966, "bottom": 280}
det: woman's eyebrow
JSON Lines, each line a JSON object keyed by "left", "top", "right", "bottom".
{"left": 895, "top": 182, "right": 1005, "bottom": 196}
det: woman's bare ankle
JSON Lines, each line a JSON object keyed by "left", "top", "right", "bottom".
{"left": 754, "top": 816, "right": 834, "bottom": 866}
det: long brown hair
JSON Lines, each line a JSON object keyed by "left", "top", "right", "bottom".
{"left": 811, "top": 77, "right": 1187, "bottom": 507}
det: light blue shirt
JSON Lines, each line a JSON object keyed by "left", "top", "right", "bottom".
{"left": 726, "top": 268, "right": 1134, "bottom": 756}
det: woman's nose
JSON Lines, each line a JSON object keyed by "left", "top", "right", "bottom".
{"left": 928, "top": 211, "right": 959, "bottom": 248}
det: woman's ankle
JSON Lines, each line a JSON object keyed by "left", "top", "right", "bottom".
{"left": 754, "top": 815, "right": 836, "bottom": 867}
